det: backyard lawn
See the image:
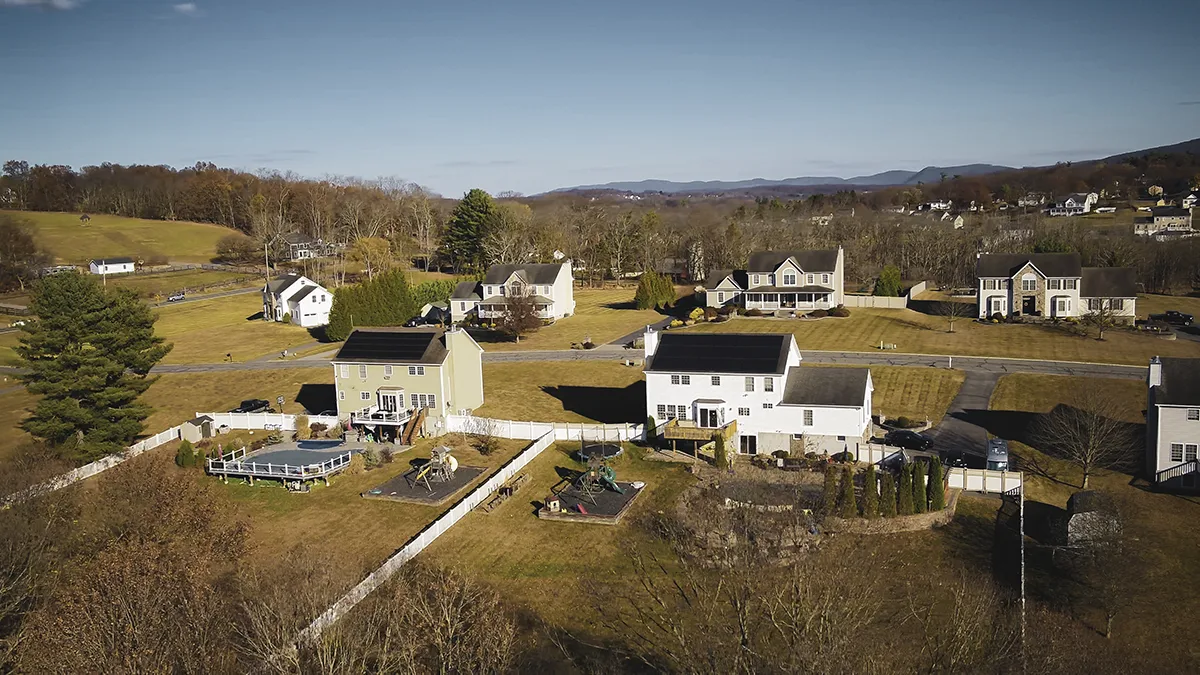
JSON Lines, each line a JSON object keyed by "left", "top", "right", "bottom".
{"left": 687, "top": 308, "right": 1200, "bottom": 365}
{"left": 852, "top": 364, "right": 963, "bottom": 422}
{"left": 154, "top": 293, "right": 316, "bottom": 363}
{"left": 1137, "top": 293, "right": 1200, "bottom": 320}
{"left": 110, "top": 269, "right": 257, "bottom": 298}
{"left": 478, "top": 287, "right": 676, "bottom": 352}
{"left": 0, "top": 389, "right": 34, "bottom": 462}
{"left": 0, "top": 331, "right": 19, "bottom": 367}
{"left": 141, "top": 367, "right": 334, "bottom": 431}
{"left": 6, "top": 210, "right": 233, "bottom": 264}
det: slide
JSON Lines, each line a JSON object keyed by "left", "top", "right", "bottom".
{"left": 598, "top": 466, "right": 624, "bottom": 494}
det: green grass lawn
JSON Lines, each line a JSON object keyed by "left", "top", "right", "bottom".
{"left": 0, "top": 331, "right": 20, "bottom": 367}
{"left": 686, "top": 308, "right": 1200, "bottom": 365}
{"left": 5, "top": 210, "right": 234, "bottom": 264}
{"left": 988, "top": 373, "right": 1200, "bottom": 656}
{"left": 478, "top": 288, "right": 676, "bottom": 352}
{"left": 110, "top": 269, "right": 256, "bottom": 298}
{"left": 154, "top": 293, "right": 316, "bottom": 363}
{"left": 0, "top": 389, "right": 34, "bottom": 462}
{"left": 140, "top": 368, "right": 333, "bottom": 431}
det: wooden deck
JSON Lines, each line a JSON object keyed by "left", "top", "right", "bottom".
{"left": 661, "top": 418, "right": 737, "bottom": 442}
{"left": 206, "top": 447, "right": 352, "bottom": 485}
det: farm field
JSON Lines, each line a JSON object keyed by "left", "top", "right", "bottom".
{"left": 5, "top": 210, "right": 233, "bottom": 264}
{"left": 154, "top": 293, "right": 315, "bottom": 363}
{"left": 988, "top": 373, "right": 1200, "bottom": 657}
{"left": 110, "top": 269, "right": 257, "bottom": 298}
{"left": 477, "top": 287, "right": 677, "bottom": 352}
{"left": 686, "top": 307, "right": 1200, "bottom": 365}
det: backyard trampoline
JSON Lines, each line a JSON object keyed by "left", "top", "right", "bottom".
{"left": 574, "top": 443, "right": 624, "bottom": 462}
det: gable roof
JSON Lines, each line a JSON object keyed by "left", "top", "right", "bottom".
{"left": 482, "top": 263, "right": 566, "bottom": 285}
{"left": 1080, "top": 267, "right": 1137, "bottom": 298}
{"left": 92, "top": 257, "right": 135, "bottom": 265}
{"left": 1152, "top": 207, "right": 1191, "bottom": 218}
{"left": 645, "top": 333, "right": 791, "bottom": 375}
{"left": 289, "top": 284, "right": 321, "bottom": 303}
{"left": 282, "top": 232, "right": 313, "bottom": 245}
{"left": 747, "top": 250, "right": 839, "bottom": 273}
{"left": 451, "top": 280, "right": 482, "bottom": 300}
{"left": 333, "top": 328, "right": 449, "bottom": 365}
{"left": 1155, "top": 357, "right": 1200, "bottom": 406}
{"left": 265, "top": 273, "right": 304, "bottom": 294}
{"left": 703, "top": 270, "right": 748, "bottom": 291}
{"left": 780, "top": 366, "right": 870, "bottom": 407}
{"left": 976, "top": 253, "right": 1081, "bottom": 278}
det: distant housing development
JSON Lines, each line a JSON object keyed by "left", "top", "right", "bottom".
{"left": 262, "top": 273, "right": 332, "bottom": 328}
{"left": 88, "top": 257, "right": 136, "bottom": 275}
{"left": 975, "top": 253, "right": 1136, "bottom": 321}
{"left": 704, "top": 248, "right": 845, "bottom": 313}
{"left": 450, "top": 262, "right": 575, "bottom": 323}
{"left": 644, "top": 329, "right": 872, "bottom": 456}
{"left": 1134, "top": 207, "right": 1195, "bottom": 239}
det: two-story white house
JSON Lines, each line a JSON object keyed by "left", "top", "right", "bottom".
{"left": 89, "top": 257, "right": 136, "bottom": 275}
{"left": 332, "top": 327, "right": 484, "bottom": 443}
{"left": 704, "top": 248, "right": 846, "bottom": 313}
{"left": 262, "top": 273, "right": 332, "bottom": 328}
{"left": 644, "top": 329, "right": 872, "bottom": 457}
{"left": 449, "top": 262, "right": 575, "bottom": 323}
{"left": 1146, "top": 357, "right": 1200, "bottom": 490}
{"left": 975, "top": 253, "right": 1136, "bottom": 322}
{"left": 1048, "top": 192, "right": 1098, "bottom": 216}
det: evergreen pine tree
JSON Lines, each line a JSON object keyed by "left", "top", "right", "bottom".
{"left": 863, "top": 464, "right": 880, "bottom": 518}
{"left": 880, "top": 472, "right": 897, "bottom": 517}
{"left": 838, "top": 466, "right": 858, "bottom": 518}
{"left": 175, "top": 439, "right": 195, "bottom": 467}
{"left": 713, "top": 433, "right": 730, "bottom": 470}
{"left": 441, "top": 189, "right": 497, "bottom": 273}
{"left": 325, "top": 269, "right": 418, "bottom": 341}
{"left": 928, "top": 456, "right": 946, "bottom": 511}
{"left": 18, "top": 272, "right": 170, "bottom": 461}
{"left": 873, "top": 264, "right": 903, "bottom": 297}
{"left": 634, "top": 271, "right": 677, "bottom": 310}
{"left": 822, "top": 464, "right": 838, "bottom": 515}
{"left": 913, "top": 462, "right": 928, "bottom": 514}
{"left": 898, "top": 464, "right": 915, "bottom": 515}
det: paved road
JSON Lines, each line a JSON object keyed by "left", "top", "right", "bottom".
{"left": 150, "top": 286, "right": 259, "bottom": 308}
{"left": 927, "top": 370, "right": 1001, "bottom": 461}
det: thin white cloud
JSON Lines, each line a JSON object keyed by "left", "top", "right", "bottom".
{"left": 0, "top": 0, "right": 84, "bottom": 9}
{"left": 173, "top": 2, "right": 199, "bottom": 16}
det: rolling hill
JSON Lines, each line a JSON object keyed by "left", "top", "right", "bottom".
{"left": 3, "top": 210, "right": 234, "bottom": 264}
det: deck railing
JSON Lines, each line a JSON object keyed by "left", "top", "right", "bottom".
{"left": 350, "top": 407, "right": 414, "bottom": 425}
{"left": 1156, "top": 460, "right": 1198, "bottom": 484}
{"left": 661, "top": 418, "right": 737, "bottom": 442}
{"left": 205, "top": 448, "right": 352, "bottom": 480}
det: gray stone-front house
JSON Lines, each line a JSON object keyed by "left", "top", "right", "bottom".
{"left": 704, "top": 248, "right": 846, "bottom": 313}
{"left": 1146, "top": 356, "right": 1200, "bottom": 490}
{"left": 332, "top": 327, "right": 483, "bottom": 441}
{"left": 975, "top": 252, "right": 1136, "bottom": 321}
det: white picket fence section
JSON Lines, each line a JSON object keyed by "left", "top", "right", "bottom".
{"left": 846, "top": 442, "right": 905, "bottom": 465}
{"left": 201, "top": 412, "right": 340, "bottom": 431}
{"left": 6, "top": 425, "right": 184, "bottom": 503}
{"left": 947, "top": 467, "right": 1023, "bottom": 494}
{"left": 438, "top": 414, "right": 643, "bottom": 442}
{"left": 302, "top": 429, "right": 558, "bottom": 641}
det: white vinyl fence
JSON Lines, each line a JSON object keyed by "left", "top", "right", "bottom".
{"left": 841, "top": 294, "right": 908, "bottom": 309}
{"left": 846, "top": 442, "right": 905, "bottom": 465}
{"left": 6, "top": 425, "right": 183, "bottom": 503}
{"left": 200, "top": 412, "right": 340, "bottom": 432}
{"left": 302, "top": 429, "right": 558, "bottom": 640}
{"left": 437, "top": 414, "right": 644, "bottom": 442}
{"left": 947, "top": 467, "right": 1023, "bottom": 494}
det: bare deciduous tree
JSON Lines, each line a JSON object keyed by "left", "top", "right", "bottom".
{"left": 935, "top": 298, "right": 975, "bottom": 332}
{"left": 1034, "top": 388, "right": 1137, "bottom": 488}
{"left": 1082, "top": 301, "right": 1121, "bottom": 341}
{"left": 497, "top": 291, "right": 542, "bottom": 343}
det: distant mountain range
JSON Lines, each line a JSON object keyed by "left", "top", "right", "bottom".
{"left": 550, "top": 138, "right": 1200, "bottom": 195}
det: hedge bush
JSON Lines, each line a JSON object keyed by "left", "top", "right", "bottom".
{"left": 829, "top": 305, "right": 850, "bottom": 318}
{"left": 809, "top": 309, "right": 829, "bottom": 318}
{"left": 746, "top": 308, "right": 764, "bottom": 317}
{"left": 326, "top": 269, "right": 421, "bottom": 341}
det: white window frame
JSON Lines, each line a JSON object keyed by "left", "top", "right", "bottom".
{"left": 764, "top": 377, "right": 774, "bottom": 392}
{"left": 384, "top": 365, "right": 392, "bottom": 377}
{"left": 657, "top": 404, "right": 667, "bottom": 419}
{"left": 409, "top": 365, "right": 425, "bottom": 376}
{"left": 717, "top": 291, "right": 725, "bottom": 303}
{"left": 983, "top": 279, "right": 997, "bottom": 291}
{"left": 807, "top": 274, "right": 815, "bottom": 284}
{"left": 1064, "top": 279, "right": 1077, "bottom": 290}
{"left": 358, "top": 365, "right": 367, "bottom": 379}
{"left": 677, "top": 404, "right": 688, "bottom": 421}
{"left": 1087, "top": 298, "right": 1101, "bottom": 311}
{"left": 1171, "top": 443, "right": 1184, "bottom": 462}
{"left": 671, "top": 374, "right": 680, "bottom": 385}
{"left": 340, "top": 364, "right": 349, "bottom": 378}
{"left": 1021, "top": 277, "right": 1037, "bottom": 292}
{"left": 360, "top": 391, "right": 370, "bottom": 401}
{"left": 745, "top": 377, "right": 755, "bottom": 392}
{"left": 1188, "top": 409, "right": 1200, "bottom": 421}
{"left": 762, "top": 403, "right": 773, "bottom": 409}
{"left": 1188, "top": 444, "right": 1199, "bottom": 462}
{"left": 339, "top": 391, "right": 345, "bottom": 400}
{"left": 783, "top": 272, "right": 797, "bottom": 286}
{"left": 1111, "top": 298, "right": 1124, "bottom": 310}
{"left": 1048, "top": 279, "right": 1061, "bottom": 290}
{"left": 822, "top": 273, "right": 830, "bottom": 285}
{"left": 1055, "top": 297, "right": 1071, "bottom": 314}
{"left": 681, "top": 375, "right": 690, "bottom": 385}
{"left": 753, "top": 274, "right": 760, "bottom": 285}
{"left": 803, "top": 409, "right": 813, "bottom": 425}
{"left": 711, "top": 375, "right": 720, "bottom": 386}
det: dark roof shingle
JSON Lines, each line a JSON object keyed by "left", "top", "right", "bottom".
{"left": 1080, "top": 267, "right": 1137, "bottom": 298}
{"left": 92, "top": 257, "right": 136, "bottom": 265}
{"left": 482, "top": 263, "right": 566, "bottom": 285}
{"left": 780, "top": 366, "right": 870, "bottom": 407}
{"left": 646, "top": 333, "right": 791, "bottom": 375}
{"left": 976, "top": 253, "right": 1081, "bottom": 278}
{"left": 451, "top": 280, "right": 482, "bottom": 300}
{"left": 747, "top": 249, "right": 839, "bottom": 273}
{"left": 1156, "top": 357, "right": 1200, "bottom": 406}
{"left": 333, "top": 328, "right": 448, "bottom": 365}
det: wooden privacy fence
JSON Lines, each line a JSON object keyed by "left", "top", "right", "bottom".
{"left": 841, "top": 294, "right": 908, "bottom": 309}
{"left": 301, "top": 429, "right": 558, "bottom": 641}
{"left": 947, "top": 467, "right": 1023, "bottom": 494}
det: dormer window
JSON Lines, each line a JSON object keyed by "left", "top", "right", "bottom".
{"left": 782, "top": 272, "right": 796, "bottom": 286}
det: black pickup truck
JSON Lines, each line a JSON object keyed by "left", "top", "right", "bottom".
{"left": 1149, "top": 310, "right": 1194, "bottom": 326}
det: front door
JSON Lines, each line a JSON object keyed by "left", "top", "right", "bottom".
{"left": 1022, "top": 295, "right": 1036, "bottom": 315}
{"left": 700, "top": 408, "right": 719, "bottom": 428}
{"left": 739, "top": 435, "right": 757, "bottom": 455}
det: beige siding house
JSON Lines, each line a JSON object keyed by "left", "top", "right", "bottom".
{"left": 976, "top": 252, "right": 1136, "bottom": 322}
{"left": 332, "top": 327, "right": 483, "bottom": 442}
{"left": 450, "top": 262, "right": 575, "bottom": 323}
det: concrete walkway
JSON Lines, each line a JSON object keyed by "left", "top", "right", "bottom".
{"left": 928, "top": 370, "right": 1001, "bottom": 459}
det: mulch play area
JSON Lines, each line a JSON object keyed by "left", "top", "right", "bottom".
{"left": 362, "top": 465, "right": 485, "bottom": 505}
{"left": 538, "top": 481, "right": 644, "bottom": 525}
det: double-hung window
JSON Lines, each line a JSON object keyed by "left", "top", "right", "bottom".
{"left": 384, "top": 365, "right": 392, "bottom": 377}
{"left": 409, "top": 366, "right": 425, "bottom": 376}
{"left": 745, "top": 377, "right": 755, "bottom": 392}
{"left": 1064, "top": 279, "right": 1077, "bottom": 290}
{"left": 1188, "top": 409, "right": 1200, "bottom": 421}
{"left": 1055, "top": 298, "right": 1071, "bottom": 314}
{"left": 803, "top": 409, "right": 813, "bottom": 425}
{"left": 410, "top": 393, "right": 437, "bottom": 409}
{"left": 1171, "top": 443, "right": 1184, "bottom": 462}
{"left": 711, "top": 375, "right": 721, "bottom": 386}
{"left": 671, "top": 374, "right": 690, "bottom": 385}
{"left": 1188, "top": 444, "right": 1199, "bottom": 462}
{"left": 340, "top": 364, "right": 349, "bottom": 378}
{"left": 764, "top": 377, "right": 774, "bottom": 392}
{"left": 738, "top": 407, "right": 750, "bottom": 416}
{"left": 807, "top": 274, "right": 815, "bottom": 284}
{"left": 783, "top": 272, "right": 796, "bottom": 285}
{"left": 1088, "top": 299, "right": 1102, "bottom": 311}
{"left": 983, "top": 279, "right": 996, "bottom": 291}
{"left": 358, "top": 365, "right": 367, "bottom": 379}
{"left": 360, "top": 391, "right": 370, "bottom": 401}
{"left": 657, "top": 404, "right": 667, "bottom": 419}
{"left": 1111, "top": 299, "right": 1124, "bottom": 310}
{"left": 1021, "top": 278, "right": 1037, "bottom": 292}
{"left": 822, "top": 273, "right": 830, "bottom": 285}
{"left": 1048, "top": 279, "right": 1061, "bottom": 290}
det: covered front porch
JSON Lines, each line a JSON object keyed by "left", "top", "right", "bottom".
{"left": 744, "top": 288, "right": 833, "bottom": 311}
{"left": 477, "top": 296, "right": 555, "bottom": 319}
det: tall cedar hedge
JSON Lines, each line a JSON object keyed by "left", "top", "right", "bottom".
{"left": 928, "top": 456, "right": 946, "bottom": 511}
{"left": 326, "top": 269, "right": 420, "bottom": 341}
{"left": 913, "top": 462, "right": 928, "bottom": 514}
{"left": 822, "top": 465, "right": 839, "bottom": 515}
{"left": 634, "top": 271, "right": 676, "bottom": 310}
{"left": 880, "top": 472, "right": 897, "bottom": 517}
{"left": 862, "top": 464, "right": 880, "bottom": 518}
{"left": 838, "top": 466, "right": 857, "bottom": 518}
{"left": 898, "top": 464, "right": 915, "bottom": 515}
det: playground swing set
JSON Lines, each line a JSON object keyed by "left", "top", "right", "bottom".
{"left": 405, "top": 446, "right": 459, "bottom": 493}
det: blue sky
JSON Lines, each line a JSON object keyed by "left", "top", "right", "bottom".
{"left": 2, "top": 0, "right": 1198, "bottom": 196}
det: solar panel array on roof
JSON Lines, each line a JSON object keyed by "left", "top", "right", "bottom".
{"left": 333, "top": 330, "right": 441, "bottom": 363}
{"left": 646, "top": 333, "right": 789, "bottom": 374}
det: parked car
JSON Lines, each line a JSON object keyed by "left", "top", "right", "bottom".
{"left": 9, "top": 320, "right": 26, "bottom": 328}
{"left": 230, "top": 399, "right": 271, "bottom": 414}
{"left": 884, "top": 429, "right": 934, "bottom": 451}
{"left": 987, "top": 438, "right": 1010, "bottom": 472}
{"left": 167, "top": 292, "right": 186, "bottom": 302}
{"left": 941, "top": 450, "right": 970, "bottom": 468}
{"left": 404, "top": 316, "right": 428, "bottom": 327}
{"left": 1149, "top": 310, "right": 1194, "bottom": 326}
